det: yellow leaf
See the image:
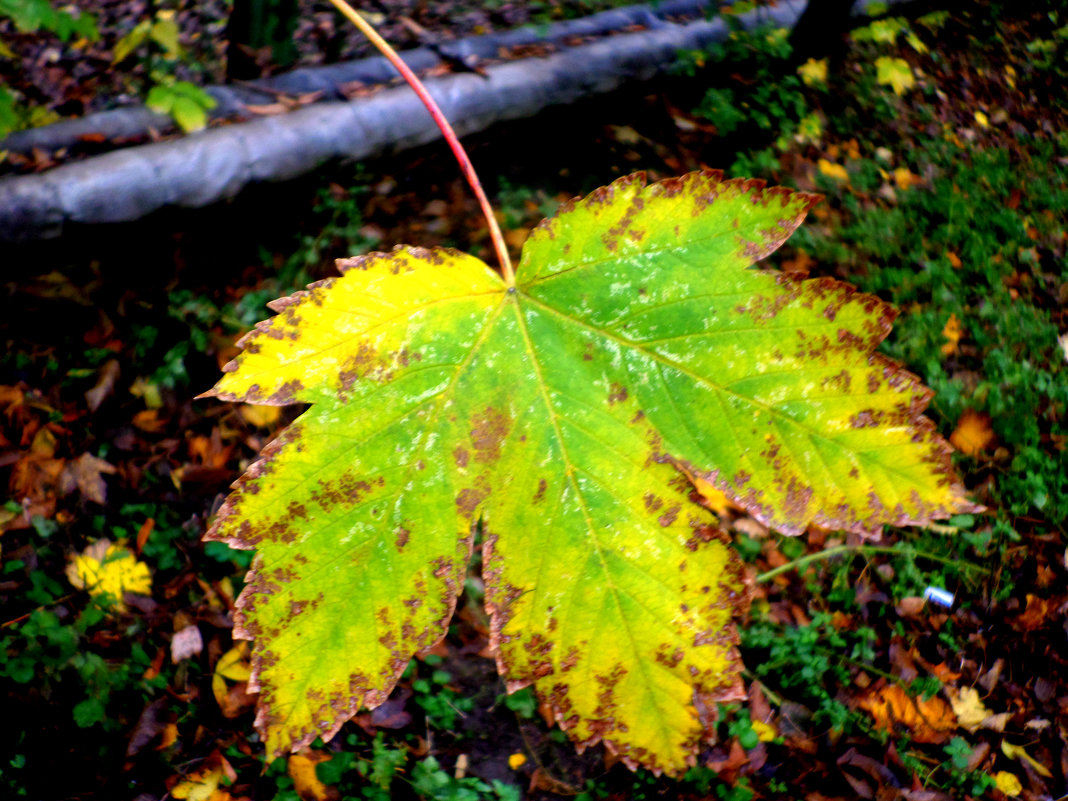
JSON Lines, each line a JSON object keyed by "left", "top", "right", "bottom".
{"left": 798, "top": 58, "right": 828, "bottom": 86}
{"left": 289, "top": 751, "right": 339, "bottom": 801}
{"left": 66, "top": 540, "right": 151, "bottom": 611}
{"left": 239, "top": 403, "right": 282, "bottom": 428}
{"left": 859, "top": 684, "right": 956, "bottom": 743}
{"left": 215, "top": 643, "right": 252, "bottom": 682}
{"left": 818, "top": 159, "right": 849, "bottom": 182}
{"left": 875, "top": 56, "right": 916, "bottom": 95}
{"left": 974, "top": 111, "right": 990, "bottom": 128}
{"left": 950, "top": 410, "right": 995, "bottom": 457}
{"left": 940, "top": 314, "right": 962, "bottom": 355}
{"left": 751, "top": 719, "right": 778, "bottom": 742}
{"left": 1001, "top": 741, "right": 1053, "bottom": 778}
{"left": 993, "top": 771, "right": 1022, "bottom": 796}
{"left": 947, "top": 251, "right": 962, "bottom": 269}
{"left": 171, "top": 753, "right": 236, "bottom": 801}
{"left": 906, "top": 32, "right": 928, "bottom": 53}
{"left": 946, "top": 686, "right": 991, "bottom": 732}
{"left": 508, "top": 752, "right": 527, "bottom": 769}
{"left": 893, "top": 167, "right": 920, "bottom": 190}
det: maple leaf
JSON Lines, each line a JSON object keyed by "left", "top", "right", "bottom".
{"left": 875, "top": 56, "right": 916, "bottom": 95}
{"left": 203, "top": 171, "right": 976, "bottom": 774}
{"left": 66, "top": 539, "right": 152, "bottom": 611}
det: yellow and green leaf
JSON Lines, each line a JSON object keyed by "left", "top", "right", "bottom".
{"left": 204, "top": 170, "right": 977, "bottom": 774}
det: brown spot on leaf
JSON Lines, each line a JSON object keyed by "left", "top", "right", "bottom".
{"left": 658, "top": 506, "right": 679, "bottom": 527}
{"left": 607, "top": 382, "right": 628, "bottom": 405}
{"left": 453, "top": 446, "right": 469, "bottom": 468}
{"left": 395, "top": 527, "right": 410, "bottom": 552}
{"left": 470, "top": 407, "right": 511, "bottom": 464}
{"left": 455, "top": 487, "right": 488, "bottom": 517}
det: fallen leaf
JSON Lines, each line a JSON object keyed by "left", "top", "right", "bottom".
{"left": 238, "top": 404, "right": 282, "bottom": 428}
{"left": 1014, "top": 593, "right": 1059, "bottom": 632}
{"left": 993, "top": 771, "right": 1022, "bottom": 796}
{"left": 875, "top": 56, "right": 916, "bottom": 95}
{"left": 950, "top": 410, "right": 994, "bottom": 456}
{"left": 974, "top": 111, "right": 990, "bottom": 129}
{"left": 893, "top": 167, "right": 921, "bottom": 190}
{"left": 508, "top": 752, "right": 527, "bottom": 769}
{"left": 136, "top": 518, "right": 155, "bottom": 556}
{"left": 85, "top": 359, "right": 120, "bottom": 412}
{"left": 288, "top": 750, "right": 339, "bottom": 801}
{"left": 60, "top": 452, "right": 117, "bottom": 505}
{"left": 132, "top": 409, "right": 168, "bottom": 433}
{"left": 1001, "top": 741, "right": 1053, "bottom": 778}
{"left": 946, "top": 686, "right": 991, "bottom": 732}
{"left": 170, "top": 751, "right": 237, "bottom": 800}
{"left": 859, "top": 684, "right": 956, "bottom": 743}
{"left": 752, "top": 719, "right": 778, "bottom": 742}
{"left": 216, "top": 643, "right": 252, "bottom": 681}
{"left": 66, "top": 540, "right": 152, "bottom": 611}
{"left": 818, "top": 158, "right": 850, "bottom": 182}
{"left": 171, "top": 625, "right": 204, "bottom": 663}
{"left": 940, "top": 314, "right": 962, "bottom": 356}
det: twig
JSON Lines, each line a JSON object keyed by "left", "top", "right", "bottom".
{"left": 755, "top": 543, "right": 989, "bottom": 584}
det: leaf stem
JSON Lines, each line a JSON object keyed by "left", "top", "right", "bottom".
{"left": 326, "top": 0, "right": 515, "bottom": 284}
{"left": 755, "top": 544, "right": 989, "bottom": 584}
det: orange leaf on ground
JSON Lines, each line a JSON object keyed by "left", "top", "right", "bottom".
{"left": 859, "top": 684, "right": 957, "bottom": 743}
{"left": 950, "top": 410, "right": 995, "bottom": 456}
{"left": 1014, "top": 594, "right": 1062, "bottom": 632}
{"left": 940, "top": 314, "right": 962, "bottom": 355}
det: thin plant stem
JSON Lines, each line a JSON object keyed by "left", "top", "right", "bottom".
{"left": 325, "top": 0, "right": 515, "bottom": 284}
{"left": 755, "top": 544, "right": 989, "bottom": 584}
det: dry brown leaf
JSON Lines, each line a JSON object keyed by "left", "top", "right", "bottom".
{"left": 171, "top": 625, "right": 204, "bottom": 663}
{"left": 859, "top": 684, "right": 957, "bottom": 743}
{"left": 85, "top": 359, "right": 120, "bottom": 412}
{"left": 60, "top": 452, "right": 117, "bottom": 505}
{"left": 1013, "top": 594, "right": 1059, "bottom": 632}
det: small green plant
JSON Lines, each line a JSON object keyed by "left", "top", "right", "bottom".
{"left": 408, "top": 657, "right": 474, "bottom": 732}
{"left": 0, "top": 0, "right": 97, "bottom": 41}
{"left": 145, "top": 81, "right": 217, "bottom": 133}
{"left": 411, "top": 757, "right": 519, "bottom": 801}
{"left": 0, "top": 0, "right": 98, "bottom": 136}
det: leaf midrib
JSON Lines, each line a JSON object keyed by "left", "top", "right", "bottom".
{"left": 506, "top": 293, "right": 696, "bottom": 757}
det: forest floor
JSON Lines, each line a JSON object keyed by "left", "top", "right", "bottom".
{"left": 2, "top": 2, "right": 1068, "bottom": 800}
